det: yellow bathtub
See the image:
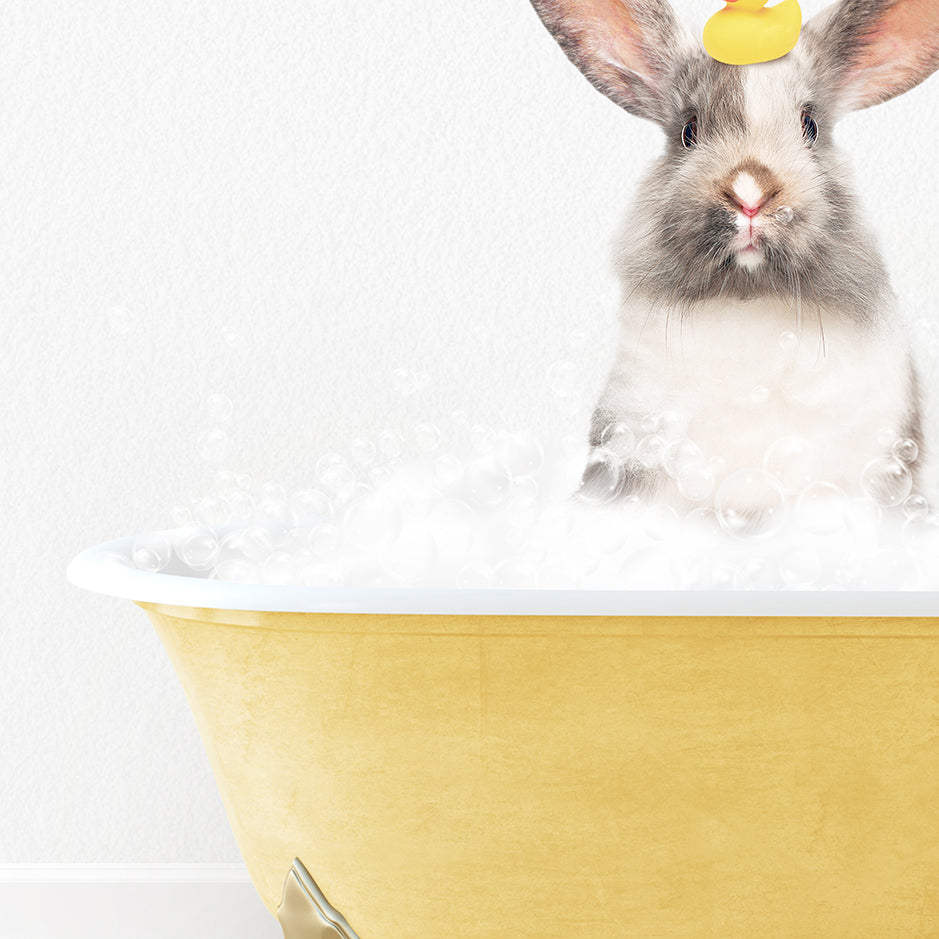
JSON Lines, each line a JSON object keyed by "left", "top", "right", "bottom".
{"left": 69, "top": 534, "right": 939, "bottom": 938}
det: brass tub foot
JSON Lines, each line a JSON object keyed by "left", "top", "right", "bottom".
{"left": 277, "top": 858, "right": 362, "bottom": 939}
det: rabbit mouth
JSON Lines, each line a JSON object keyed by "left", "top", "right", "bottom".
{"left": 733, "top": 224, "right": 765, "bottom": 267}
{"left": 732, "top": 212, "right": 766, "bottom": 268}
{"left": 735, "top": 243, "right": 764, "bottom": 270}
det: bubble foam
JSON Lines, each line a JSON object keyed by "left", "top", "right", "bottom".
{"left": 133, "top": 418, "right": 939, "bottom": 592}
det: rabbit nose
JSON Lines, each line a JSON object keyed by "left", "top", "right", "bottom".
{"left": 721, "top": 163, "right": 782, "bottom": 218}
{"left": 735, "top": 198, "right": 764, "bottom": 218}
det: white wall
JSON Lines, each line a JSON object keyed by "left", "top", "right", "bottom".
{"left": 1, "top": 0, "right": 937, "bottom": 871}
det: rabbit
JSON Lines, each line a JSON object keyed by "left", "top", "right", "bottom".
{"left": 528, "top": 0, "right": 939, "bottom": 513}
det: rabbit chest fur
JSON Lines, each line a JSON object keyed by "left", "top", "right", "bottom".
{"left": 597, "top": 295, "right": 913, "bottom": 496}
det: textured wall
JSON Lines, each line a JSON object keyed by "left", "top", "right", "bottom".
{"left": 1, "top": 0, "right": 936, "bottom": 862}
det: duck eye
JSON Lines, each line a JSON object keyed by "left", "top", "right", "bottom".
{"left": 681, "top": 114, "right": 698, "bottom": 149}
{"left": 801, "top": 108, "right": 818, "bottom": 145}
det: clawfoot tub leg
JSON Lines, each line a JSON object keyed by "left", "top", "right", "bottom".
{"left": 277, "top": 859, "right": 362, "bottom": 939}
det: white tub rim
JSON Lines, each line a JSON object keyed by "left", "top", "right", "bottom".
{"left": 67, "top": 530, "right": 939, "bottom": 617}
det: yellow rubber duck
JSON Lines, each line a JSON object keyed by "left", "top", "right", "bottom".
{"left": 703, "top": 0, "right": 802, "bottom": 66}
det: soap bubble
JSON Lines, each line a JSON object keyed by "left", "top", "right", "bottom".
{"left": 197, "top": 428, "right": 230, "bottom": 465}
{"left": 434, "top": 454, "right": 464, "bottom": 488}
{"left": 576, "top": 451, "right": 623, "bottom": 505}
{"left": 510, "top": 475, "right": 539, "bottom": 507}
{"left": 903, "top": 512, "right": 939, "bottom": 554}
{"left": 637, "top": 434, "right": 667, "bottom": 468}
{"left": 132, "top": 534, "right": 172, "bottom": 572}
{"left": 764, "top": 437, "right": 821, "bottom": 493}
{"left": 902, "top": 494, "right": 930, "bottom": 521}
{"left": 368, "top": 465, "right": 394, "bottom": 490}
{"left": 316, "top": 453, "right": 356, "bottom": 500}
{"left": 685, "top": 505, "right": 719, "bottom": 529}
{"left": 644, "top": 504, "right": 679, "bottom": 540}
{"left": 176, "top": 527, "right": 220, "bottom": 571}
{"left": 859, "top": 456, "right": 912, "bottom": 507}
{"left": 539, "top": 503, "right": 575, "bottom": 539}
{"left": 195, "top": 495, "right": 232, "bottom": 527}
{"left": 377, "top": 430, "right": 405, "bottom": 463}
{"left": 457, "top": 564, "right": 497, "bottom": 589}
{"left": 471, "top": 424, "right": 497, "bottom": 453}
{"left": 255, "top": 497, "right": 289, "bottom": 523}
{"left": 211, "top": 470, "right": 241, "bottom": 498}
{"left": 170, "top": 505, "right": 194, "bottom": 528}
{"left": 547, "top": 360, "right": 577, "bottom": 399}
{"left": 289, "top": 488, "right": 331, "bottom": 524}
{"left": 779, "top": 546, "right": 821, "bottom": 588}
{"left": 797, "top": 482, "right": 847, "bottom": 535}
{"left": 227, "top": 491, "right": 255, "bottom": 522}
{"left": 738, "top": 557, "right": 777, "bottom": 590}
{"left": 103, "top": 550, "right": 133, "bottom": 569}
{"left": 211, "top": 559, "right": 260, "bottom": 583}
{"left": 778, "top": 331, "right": 798, "bottom": 353}
{"left": 262, "top": 551, "right": 296, "bottom": 585}
{"left": 226, "top": 526, "right": 275, "bottom": 563}
{"left": 384, "top": 525, "right": 437, "bottom": 581}
{"left": 466, "top": 455, "right": 513, "bottom": 507}
{"left": 344, "top": 493, "right": 403, "bottom": 551}
{"left": 599, "top": 422, "right": 635, "bottom": 460}
{"left": 676, "top": 461, "right": 715, "bottom": 502}
{"left": 496, "top": 432, "right": 544, "bottom": 479}
{"left": 843, "top": 496, "right": 881, "bottom": 537}
{"left": 496, "top": 557, "right": 540, "bottom": 588}
{"left": 367, "top": 570, "right": 411, "bottom": 589}
{"left": 841, "top": 546, "right": 915, "bottom": 589}
{"left": 680, "top": 554, "right": 736, "bottom": 589}
{"left": 260, "top": 481, "right": 287, "bottom": 503}
{"left": 298, "top": 560, "right": 343, "bottom": 587}
{"left": 205, "top": 393, "right": 233, "bottom": 423}
{"left": 715, "top": 469, "right": 786, "bottom": 538}
{"left": 430, "top": 499, "right": 475, "bottom": 561}
{"left": 349, "top": 437, "right": 377, "bottom": 468}
{"left": 664, "top": 439, "right": 704, "bottom": 479}
{"left": 278, "top": 528, "right": 310, "bottom": 556}
{"left": 308, "top": 521, "right": 341, "bottom": 560}
{"left": 706, "top": 560, "right": 740, "bottom": 590}
{"left": 413, "top": 422, "right": 441, "bottom": 453}
{"left": 657, "top": 411, "right": 688, "bottom": 442}
{"left": 892, "top": 438, "right": 919, "bottom": 465}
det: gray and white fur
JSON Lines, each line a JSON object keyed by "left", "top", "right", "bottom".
{"left": 529, "top": 0, "right": 939, "bottom": 508}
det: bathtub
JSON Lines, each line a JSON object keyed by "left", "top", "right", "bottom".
{"left": 69, "top": 531, "right": 939, "bottom": 937}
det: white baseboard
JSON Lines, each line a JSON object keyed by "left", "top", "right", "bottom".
{"left": 0, "top": 865, "right": 281, "bottom": 939}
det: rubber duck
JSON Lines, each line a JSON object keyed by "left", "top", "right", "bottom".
{"left": 703, "top": 0, "right": 802, "bottom": 66}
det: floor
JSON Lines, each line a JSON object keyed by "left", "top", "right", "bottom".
{"left": 0, "top": 880, "right": 281, "bottom": 938}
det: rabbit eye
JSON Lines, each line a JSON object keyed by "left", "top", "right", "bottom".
{"left": 681, "top": 115, "right": 698, "bottom": 149}
{"left": 801, "top": 108, "right": 818, "bottom": 146}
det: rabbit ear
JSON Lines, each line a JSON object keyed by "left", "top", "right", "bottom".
{"left": 804, "top": 0, "right": 939, "bottom": 113}
{"left": 529, "top": 0, "right": 689, "bottom": 125}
